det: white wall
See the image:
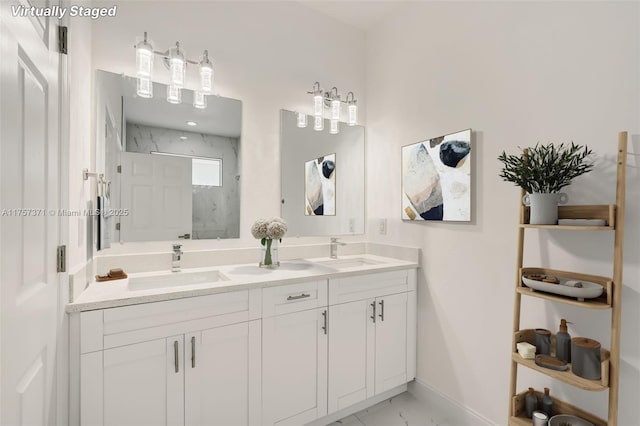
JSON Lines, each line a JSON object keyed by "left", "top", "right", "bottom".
{"left": 88, "top": 0, "right": 366, "bottom": 254}
{"left": 68, "top": 15, "right": 94, "bottom": 273}
{"left": 365, "top": 2, "right": 639, "bottom": 424}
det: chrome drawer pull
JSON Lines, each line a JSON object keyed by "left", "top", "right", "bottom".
{"left": 174, "top": 340, "right": 179, "bottom": 373}
{"left": 287, "top": 293, "right": 311, "bottom": 301}
{"left": 191, "top": 336, "right": 196, "bottom": 368}
{"left": 370, "top": 301, "right": 376, "bottom": 323}
{"left": 379, "top": 299, "right": 385, "bottom": 322}
{"left": 322, "top": 310, "right": 327, "bottom": 335}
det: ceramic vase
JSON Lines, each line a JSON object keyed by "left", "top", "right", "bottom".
{"left": 523, "top": 192, "right": 569, "bottom": 225}
{"left": 259, "top": 238, "right": 280, "bottom": 268}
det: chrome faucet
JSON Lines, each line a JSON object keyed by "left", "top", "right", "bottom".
{"left": 172, "top": 243, "right": 183, "bottom": 272}
{"left": 330, "top": 237, "right": 346, "bottom": 259}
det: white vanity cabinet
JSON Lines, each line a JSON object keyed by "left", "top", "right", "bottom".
{"left": 71, "top": 291, "right": 260, "bottom": 426}
{"left": 327, "top": 270, "right": 416, "bottom": 414}
{"left": 261, "top": 281, "right": 328, "bottom": 426}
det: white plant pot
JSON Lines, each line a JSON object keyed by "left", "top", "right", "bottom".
{"left": 523, "top": 192, "right": 568, "bottom": 225}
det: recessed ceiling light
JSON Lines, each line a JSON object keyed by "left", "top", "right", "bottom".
{"left": 180, "top": 136, "right": 187, "bottom": 140}
{"left": 186, "top": 121, "right": 197, "bottom": 126}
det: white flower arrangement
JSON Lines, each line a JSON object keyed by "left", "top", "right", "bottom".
{"left": 252, "top": 217, "right": 287, "bottom": 267}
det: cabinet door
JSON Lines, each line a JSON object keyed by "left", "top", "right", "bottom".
{"left": 328, "top": 299, "right": 375, "bottom": 414}
{"left": 262, "top": 308, "right": 328, "bottom": 426}
{"left": 103, "top": 336, "right": 184, "bottom": 426}
{"left": 185, "top": 322, "right": 255, "bottom": 426}
{"left": 374, "top": 293, "right": 408, "bottom": 394}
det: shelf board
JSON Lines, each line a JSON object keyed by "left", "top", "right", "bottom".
{"left": 512, "top": 353, "right": 609, "bottom": 391}
{"left": 510, "top": 389, "right": 607, "bottom": 426}
{"left": 519, "top": 267, "right": 612, "bottom": 309}
{"left": 520, "top": 224, "right": 614, "bottom": 231}
{"left": 521, "top": 204, "right": 616, "bottom": 230}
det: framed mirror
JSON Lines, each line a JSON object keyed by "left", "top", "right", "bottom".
{"left": 280, "top": 110, "right": 365, "bottom": 236}
{"left": 95, "top": 70, "right": 241, "bottom": 243}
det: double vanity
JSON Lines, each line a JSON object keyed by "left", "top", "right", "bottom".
{"left": 67, "top": 249, "right": 418, "bottom": 426}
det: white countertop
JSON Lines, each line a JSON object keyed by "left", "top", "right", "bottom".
{"left": 67, "top": 254, "right": 418, "bottom": 313}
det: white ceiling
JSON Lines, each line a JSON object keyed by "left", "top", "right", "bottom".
{"left": 122, "top": 78, "right": 242, "bottom": 138}
{"left": 298, "top": 1, "right": 406, "bottom": 31}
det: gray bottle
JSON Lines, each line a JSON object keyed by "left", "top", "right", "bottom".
{"left": 541, "top": 387, "right": 553, "bottom": 417}
{"left": 525, "top": 387, "right": 538, "bottom": 418}
{"left": 556, "top": 319, "right": 572, "bottom": 363}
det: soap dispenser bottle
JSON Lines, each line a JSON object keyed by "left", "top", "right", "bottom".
{"left": 525, "top": 387, "right": 538, "bottom": 418}
{"left": 556, "top": 319, "right": 572, "bottom": 363}
{"left": 541, "top": 387, "right": 553, "bottom": 417}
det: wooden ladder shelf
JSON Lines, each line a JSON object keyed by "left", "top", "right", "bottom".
{"left": 508, "top": 132, "right": 628, "bottom": 426}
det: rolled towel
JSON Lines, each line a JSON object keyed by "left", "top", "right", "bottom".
{"left": 563, "top": 280, "right": 584, "bottom": 288}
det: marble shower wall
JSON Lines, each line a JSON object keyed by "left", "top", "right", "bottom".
{"left": 126, "top": 123, "right": 240, "bottom": 239}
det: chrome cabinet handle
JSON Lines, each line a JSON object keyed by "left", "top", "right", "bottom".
{"left": 287, "top": 293, "right": 311, "bottom": 301}
{"left": 370, "top": 301, "right": 376, "bottom": 323}
{"left": 191, "top": 336, "right": 196, "bottom": 368}
{"left": 322, "top": 310, "right": 327, "bottom": 335}
{"left": 174, "top": 340, "right": 179, "bottom": 373}
{"left": 379, "top": 299, "right": 385, "bottom": 322}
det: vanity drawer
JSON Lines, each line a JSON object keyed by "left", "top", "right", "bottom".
{"left": 262, "top": 280, "right": 328, "bottom": 317}
{"left": 329, "top": 269, "right": 412, "bottom": 305}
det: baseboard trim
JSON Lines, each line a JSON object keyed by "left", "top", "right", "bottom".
{"left": 305, "top": 384, "right": 407, "bottom": 426}
{"left": 408, "top": 379, "right": 495, "bottom": 426}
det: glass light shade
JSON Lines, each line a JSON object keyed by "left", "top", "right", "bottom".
{"left": 199, "top": 50, "right": 214, "bottom": 94}
{"left": 313, "top": 115, "right": 324, "bottom": 131}
{"left": 193, "top": 91, "right": 207, "bottom": 109}
{"left": 169, "top": 45, "right": 186, "bottom": 88}
{"left": 313, "top": 94, "right": 323, "bottom": 117}
{"left": 330, "top": 99, "right": 340, "bottom": 120}
{"left": 166, "top": 85, "right": 181, "bottom": 104}
{"left": 347, "top": 103, "right": 357, "bottom": 126}
{"left": 330, "top": 119, "right": 339, "bottom": 134}
{"left": 297, "top": 112, "right": 307, "bottom": 128}
{"left": 137, "top": 77, "right": 153, "bottom": 98}
{"left": 135, "top": 38, "right": 153, "bottom": 78}
{"left": 199, "top": 65, "right": 213, "bottom": 94}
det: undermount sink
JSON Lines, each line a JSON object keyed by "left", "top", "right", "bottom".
{"left": 128, "top": 270, "right": 228, "bottom": 291}
{"left": 315, "top": 257, "right": 383, "bottom": 269}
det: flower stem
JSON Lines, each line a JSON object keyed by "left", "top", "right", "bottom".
{"left": 264, "top": 239, "right": 273, "bottom": 265}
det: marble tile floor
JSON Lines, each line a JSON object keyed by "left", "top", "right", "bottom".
{"left": 330, "top": 391, "right": 468, "bottom": 426}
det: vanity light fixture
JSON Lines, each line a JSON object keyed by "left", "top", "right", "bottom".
{"left": 134, "top": 32, "right": 215, "bottom": 108}
{"left": 299, "top": 82, "right": 358, "bottom": 134}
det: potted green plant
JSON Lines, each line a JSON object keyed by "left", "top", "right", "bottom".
{"left": 498, "top": 142, "right": 594, "bottom": 224}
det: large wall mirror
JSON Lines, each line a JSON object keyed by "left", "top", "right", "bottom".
{"left": 280, "top": 110, "right": 365, "bottom": 236}
{"left": 95, "top": 70, "right": 241, "bottom": 242}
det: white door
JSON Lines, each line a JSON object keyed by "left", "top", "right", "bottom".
{"left": 120, "top": 152, "right": 192, "bottom": 241}
{"left": 374, "top": 293, "right": 408, "bottom": 394}
{"left": 103, "top": 337, "right": 184, "bottom": 426}
{"left": 185, "top": 322, "right": 252, "bottom": 426}
{"left": 262, "top": 308, "right": 328, "bottom": 426}
{"left": 0, "top": 3, "right": 61, "bottom": 425}
{"left": 328, "top": 299, "right": 375, "bottom": 413}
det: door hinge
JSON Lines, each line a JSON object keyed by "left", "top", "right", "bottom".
{"left": 117, "top": 165, "right": 122, "bottom": 173}
{"left": 56, "top": 245, "right": 66, "bottom": 273}
{"left": 115, "top": 223, "right": 120, "bottom": 231}
{"left": 58, "top": 26, "right": 68, "bottom": 55}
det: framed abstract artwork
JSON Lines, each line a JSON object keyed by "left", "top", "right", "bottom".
{"left": 402, "top": 129, "right": 472, "bottom": 222}
{"left": 305, "top": 153, "right": 336, "bottom": 216}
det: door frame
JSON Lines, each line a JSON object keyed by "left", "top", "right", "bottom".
{"left": 56, "top": 0, "right": 71, "bottom": 424}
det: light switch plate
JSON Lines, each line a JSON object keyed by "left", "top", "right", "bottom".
{"left": 378, "top": 218, "right": 387, "bottom": 235}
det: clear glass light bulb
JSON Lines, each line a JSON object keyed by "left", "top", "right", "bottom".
{"left": 313, "top": 94, "right": 323, "bottom": 117}
{"left": 330, "top": 119, "right": 339, "bottom": 134}
{"left": 297, "top": 112, "right": 307, "bottom": 128}
{"left": 169, "top": 43, "right": 186, "bottom": 88}
{"left": 348, "top": 103, "right": 357, "bottom": 126}
{"left": 167, "top": 85, "right": 181, "bottom": 104}
{"left": 199, "top": 50, "right": 214, "bottom": 94}
{"left": 137, "top": 77, "right": 153, "bottom": 98}
{"left": 193, "top": 91, "right": 207, "bottom": 109}
{"left": 135, "top": 34, "right": 153, "bottom": 78}
{"left": 331, "top": 99, "right": 340, "bottom": 120}
{"left": 314, "top": 115, "right": 324, "bottom": 131}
